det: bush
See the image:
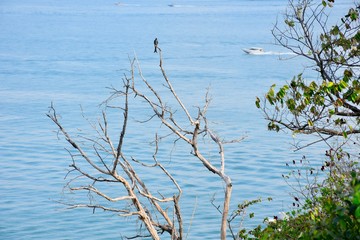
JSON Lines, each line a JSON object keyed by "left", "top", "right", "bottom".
{"left": 240, "top": 161, "right": 360, "bottom": 240}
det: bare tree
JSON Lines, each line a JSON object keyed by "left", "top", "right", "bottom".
{"left": 48, "top": 44, "right": 242, "bottom": 239}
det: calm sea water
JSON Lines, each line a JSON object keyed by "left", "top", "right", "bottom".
{"left": 0, "top": 0, "right": 354, "bottom": 239}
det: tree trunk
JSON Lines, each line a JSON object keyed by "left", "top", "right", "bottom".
{"left": 221, "top": 177, "right": 232, "bottom": 240}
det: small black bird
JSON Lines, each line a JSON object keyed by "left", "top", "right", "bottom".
{"left": 154, "top": 38, "right": 158, "bottom": 53}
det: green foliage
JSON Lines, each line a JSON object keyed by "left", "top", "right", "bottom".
{"left": 260, "top": 169, "right": 359, "bottom": 239}
{"left": 257, "top": 1, "right": 360, "bottom": 136}
{"left": 259, "top": 66, "right": 360, "bottom": 130}
{"left": 239, "top": 161, "right": 360, "bottom": 240}
{"left": 285, "top": 19, "right": 295, "bottom": 27}
{"left": 322, "top": 0, "right": 334, "bottom": 7}
{"left": 233, "top": 197, "right": 273, "bottom": 240}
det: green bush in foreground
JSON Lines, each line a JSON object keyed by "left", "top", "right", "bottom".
{"left": 239, "top": 163, "right": 360, "bottom": 240}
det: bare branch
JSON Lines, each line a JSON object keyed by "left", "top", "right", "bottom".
{"left": 47, "top": 105, "right": 110, "bottom": 175}
{"left": 70, "top": 185, "right": 135, "bottom": 202}
{"left": 112, "top": 77, "right": 130, "bottom": 173}
{"left": 49, "top": 42, "right": 241, "bottom": 239}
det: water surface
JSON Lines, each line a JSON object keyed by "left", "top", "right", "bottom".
{"left": 0, "top": 0, "right": 353, "bottom": 239}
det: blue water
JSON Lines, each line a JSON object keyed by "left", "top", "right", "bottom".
{"left": 0, "top": 1, "right": 354, "bottom": 239}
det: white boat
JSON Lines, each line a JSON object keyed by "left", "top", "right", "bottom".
{"left": 242, "top": 47, "right": 264, "bottom": 55}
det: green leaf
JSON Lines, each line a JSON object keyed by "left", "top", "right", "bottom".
{"left": 268, "top": 122, "right": 280, "bottom": 132}
{"left": 335, "top": 98, "right": 344, "bottom": 107}
{"left": 286, "top": 99, "right": 296, "bottom": 111}
{"left": 255, "top": 97, "right": 261, "bottom": 108}
{"left": 354, "top": 189, "right": 360, "bottom": 205}
{"left": 268, "top": 84, "right": 276, "bottom": 97}
{"left": 266, "top": 85, "right": 276, "bottom": 105}
{"left": 354, "top": 32, "right": 360, "bottom": 42}
{"left": 308, "top": 119, "right": 313, "bottom": 127}
{"left": 355, "top": 206, "right": 360, "bottom": 219}
{"left": 339, "top": 80, "right": 348, "bottom": 90}
{"left": 339, "top": 219, "right": 347, "bottom": 230}
{"left": 343, "top": 131, "right": 348, "bottom": 138}
{"left": 276, "top": 87, "right": 286, "bottom": 99}
{"left": 309, "top": 81, "right": 318, "bottom": 90}
{"left": 350, "top": 8, "right": 359, "bottom": 21}
{"left": 344, "top": 69, "right": 353, "bottom": 78}
{"left": 310, "top": 106, "right": 318, "bottom": 115}
{"left": 285, "top": 19, "right": 295, "bottom": 27}
{"left": 330, "top": 25, "right": 340, "bottom": 35}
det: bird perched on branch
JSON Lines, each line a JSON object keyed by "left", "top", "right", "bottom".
{"left": 154, "top": 38, "right": 158, "bottom": 53}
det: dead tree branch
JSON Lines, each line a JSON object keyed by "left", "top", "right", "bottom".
{"left": 48, "top": 43, "right": 242, "bottom": 239}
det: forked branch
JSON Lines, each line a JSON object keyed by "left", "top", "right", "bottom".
{"left": 48, "top": 44, "right": 242, "bottom": 239}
